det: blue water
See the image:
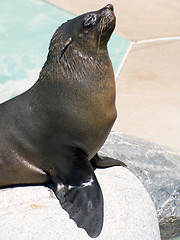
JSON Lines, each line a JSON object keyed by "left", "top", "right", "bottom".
{"left": 0, "top": 0, "right": 130, "bottom": 103}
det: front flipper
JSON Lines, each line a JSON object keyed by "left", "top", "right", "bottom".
{"left": 56, "top": 174, "right": 103, "bottom": 237}
{"left": 51, "top": 148, "right": 103, "bottom": 238}
{"left": 90, "top": 153, "right": 127, "bottom": 168}
{"left": 54, "top": 173, "right": 103, "bottom": 238}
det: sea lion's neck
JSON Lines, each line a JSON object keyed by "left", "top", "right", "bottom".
{"left": 29, "top": 45, "right": 115, "bottom": 118}
{"left": 36, "top": 44, "right": 113, "bottom": 88}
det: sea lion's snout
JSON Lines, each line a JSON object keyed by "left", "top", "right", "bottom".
{"left": 101, "top": 4, "right": 115, "bottom": 24}
{"left": 97, "top": 4, "right": 115, "bottom": 40}
{"left": 104, "top": 4, "right": 115, "bottom": 19}
{"left": 105, "top": 4, "right": 114, "bottom": 12}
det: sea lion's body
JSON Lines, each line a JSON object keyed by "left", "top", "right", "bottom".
{"left": 0, "top": 5, "right": 125, "bottom": 238}
{"left": 0, "top": 50, "right": 116, "bottom": 186}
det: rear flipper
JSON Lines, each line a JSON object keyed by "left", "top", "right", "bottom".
{"left": 53, "top": 172, "right": 103, "bottom": 238}
{"left": 90, "top": 153, "right": 127, "bottom": 168}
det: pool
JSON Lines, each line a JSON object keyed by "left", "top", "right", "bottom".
{"left": 0, "top": 0, "right": 130, "bottom": 103}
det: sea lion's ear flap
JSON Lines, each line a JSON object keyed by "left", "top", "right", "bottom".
{"left": 54, "top": 173, "right": 103, "bottom": 238}
{"left": 59, "top": 37, "right": 72, "bottom": 60}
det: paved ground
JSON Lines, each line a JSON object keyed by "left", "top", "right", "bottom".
{"left": 47, "top": 0, "right": 180, "bottom": 150}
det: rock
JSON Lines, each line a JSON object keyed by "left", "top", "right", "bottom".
{"left": 0, "top": 167, "right": 160, "bottom": 240}
{"left": 100, "top": 132, "right": 180, "bottom": 240}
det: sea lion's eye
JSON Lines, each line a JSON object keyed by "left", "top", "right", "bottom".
{"left": 84, "top": 14, "right": 97, "bottom": 27}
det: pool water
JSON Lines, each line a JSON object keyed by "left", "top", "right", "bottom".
{"left": 0, "top": 0, "right": 130, "bottom": 103}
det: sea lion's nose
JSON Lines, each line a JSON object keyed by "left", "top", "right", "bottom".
{"left": 105, "top": 4, "right": 114, "bottom": 12}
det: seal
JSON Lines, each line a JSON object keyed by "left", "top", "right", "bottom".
{"left": 0, "top": 4, "right": 126, "bottom": 238}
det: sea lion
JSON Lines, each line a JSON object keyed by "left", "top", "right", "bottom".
{"left": 0, "top": 4, "right": 126, "bottom": 238}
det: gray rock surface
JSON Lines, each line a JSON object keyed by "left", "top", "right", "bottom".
{"left": 0, "top": 167, "right": 160, "bottom": 240}
{"left": 100, "top": 132, "right": 180, "bottom": 240}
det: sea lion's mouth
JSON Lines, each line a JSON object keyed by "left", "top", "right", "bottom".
{"left": 97, "top": 4, "right": 116, "bottom": 36}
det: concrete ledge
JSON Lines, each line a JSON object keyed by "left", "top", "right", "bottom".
{"left": 0, "top": 167, "right": 160, "bottom": 239}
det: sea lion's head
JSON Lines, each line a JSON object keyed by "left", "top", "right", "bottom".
{"left": 49, "top": 4, "right": 116, "bottom": 59}
{"left": 73, "top": 4, "right": 116, "bottom": 48}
